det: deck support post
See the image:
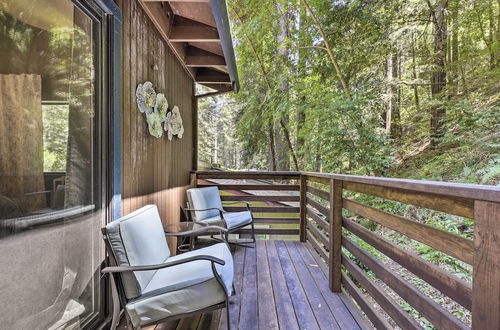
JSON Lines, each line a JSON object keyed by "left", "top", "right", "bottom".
{"left": 329, "top": 179, "right": 342, "bottom": 292}
{"left": 190, "top": 172, "right": 197, "bottom": 187}
{"left": 299, "top": 174, "right": 307, "bottom": 242}
{"left": 472, "top": 201, "right": 500, "bottom": 329}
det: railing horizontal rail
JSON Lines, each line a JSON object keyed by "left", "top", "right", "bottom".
{"left": 221, "top": 195, "right": 300, "bottom": 202}
{"left": 198, "top": 183, "right": 300, "bottom": 191}
{"left": 343, "top": 217, "right": 472, "bottom": 309}
{"left": 224, "top": 206, "right": 300, "bottom": 213}
{"left": 343, "top": 198, "right": 474, "bottom": 264}
{"left": 303, "top": 172, "right": 500, "bottom": 203}
{"left": 343, "top": 236, "right": 469, "bottom": 330}
{"left": 306, "top": 185, "right": 330, "bottom": 201}
{"left": 341, "top": 273, "right": 392, "bottom": 329}
{"left": 253, "top": 217, "right": 299, "bottom": 224}
{"left": 306, "top": 219, "right": 329, "bottom": 247}
{"left": 196, "top": 171, "right": 300, "bottom": 180}
{"left": 342, "top": 254, "right": 422, "bottom": 330}
{"left": 307, "top": 233, "right": 328, "bottom": 261}
{"left": 236, "top": 228, "right": 299, "bottom": 235}
{"left": 306, "top": 196, "right": 330, "bottom": 217}
{"left": 306, "top": 207, "right": 329, "bottom": 232}
{"left": 343, "top": 181, "right": 474, "bottom": 218}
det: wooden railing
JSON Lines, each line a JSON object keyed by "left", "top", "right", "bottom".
{"left": 193, "top": 170, "right": 500, "bottom": 329}
{"left": 302, "top": 172, "right": 500, "bottom": 330}
{"left": 192, "top": 171, "right": 301, "bottom": 236}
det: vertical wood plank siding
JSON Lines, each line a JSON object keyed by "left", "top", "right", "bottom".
{"left": 118, "top": 1, "right": 195, "bottom": 252}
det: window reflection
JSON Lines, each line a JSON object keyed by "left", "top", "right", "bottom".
{"left": 0, "top": 1, "right": 102, "bottom": 329}
{"left": 0, "top": 0, "right": 95, "bottom": 231}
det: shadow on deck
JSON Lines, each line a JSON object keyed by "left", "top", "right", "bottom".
{"left": 121, "top": 240, "right": 368, "bottom": 330}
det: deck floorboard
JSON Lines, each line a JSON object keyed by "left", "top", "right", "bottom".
{"left": 118, "top": 240, "right": 365, "bottom": 330}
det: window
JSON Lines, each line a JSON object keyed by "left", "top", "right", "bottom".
{"left": 0, "top": 1, "right": 111, "bottom": 328}
{"left": 0, "top": 0, "right": 96, "bottom": 229}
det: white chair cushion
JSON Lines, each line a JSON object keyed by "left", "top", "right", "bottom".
{"left": 186, "top": 186, "right": 223, "bottom": 221}
{"left": 105, "top": 205, "right": 170, "bottom": 299}
{"left": 125, "top": 243, "right": 233, "bottom": 328}
{"left": 223, "top": 211, "right": 253, "bottom": 229}
{"left": 200, "top": 211, "right": 252, "bottom": 230}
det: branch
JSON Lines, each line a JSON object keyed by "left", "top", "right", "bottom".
{"left": 300, "top": 0, "right": 352, "bottom": 100}
{"left": 297, "top": 45, "right": 328, "bottom": 51}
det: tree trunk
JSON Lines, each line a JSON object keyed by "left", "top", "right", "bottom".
{"left": 451, "top": 5, "right": 459, "bottom": 95}
{"left": 296, "top": 5, "right": 308, "bottom": 169}
{"left": 411, "top": 32, "right": 420, "bottom": 112}
{"left": 268, "top": 123, "right": 277, "bottom": 171}
{"left": 391, "top": 52, "right": 402, "bottom": 139}
{"left": 384, "top": 55, "right": 393, "bottom": 133}
{"left": 275, "top": 1, "right": 291, "bottom": 171}
{"left": 429, "top": 0, "right": 448, "bottom": 145}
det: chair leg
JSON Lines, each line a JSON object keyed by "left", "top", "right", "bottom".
{"left": 226, "top": 302, "right": 231, "bottom": 330}
{"left": 251, "top": 220, "right": 256, "bottom": 243}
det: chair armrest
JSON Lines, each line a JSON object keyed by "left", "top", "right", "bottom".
{"left": 102, "top": 255, "right": 225, "bottom": 274}
{"left": 222, "top": 201, "right": 251, "bottom": 207}
{"left": 192, "top": 223, "right": 229, "bottom": 233}
{"left": 184, "top": 207, "right": 225, "bottom": 213}
{"left": 222, "top": 201, "right": 251, "bottom": 211}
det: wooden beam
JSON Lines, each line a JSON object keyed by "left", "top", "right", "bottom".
{"left": 186, "top": 46, "right": 226, "bottom": 66}
{"left": 329, "top": 179, "right": 342, "bottom": 292}
{"left": 343, "top": 217, "right": 472, "bottom": 310}
{"left": 472, "top": 201, "right": 500, "bottom": 329}
{"left": 189, "top": 41, "right": 224, "bottom": 56}
{"left": 196, "top": 71, "right": 231, "bottom": 84}
{"left": 169, "top": 1, "right": 216, "bottom": 27}
{"left": 138, "top": 1, "right": 197, "bottom": 80}
{"left": 196, "top": 83, "right": 232, "bottom": 91}
{"left": 169, "top": 17, "right": 220, "bottom": 42}
{"left": 343, "top": 198, "right": 474, "bottom": 264}
{"left": 299, "top": 175, "right": 307, "bottom": 242}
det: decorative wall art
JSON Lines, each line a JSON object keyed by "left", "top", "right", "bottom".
{"left": 164, "top": 105, "right": 184, "bottom": 140}
{"left": 136, "top": 81, "right": 184, "bottom": 140}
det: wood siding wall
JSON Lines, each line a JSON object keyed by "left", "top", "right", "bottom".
{"left": 117, "top": 0, "right": 195, "bottom": 250}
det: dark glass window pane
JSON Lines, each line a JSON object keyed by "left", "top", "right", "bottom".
{"left": 0, "top": 1, "right": 102, "bottom": 328}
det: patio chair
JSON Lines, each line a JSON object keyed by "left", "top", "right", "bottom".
{"left": 101, "top": 205, "right": 234, "bottom": 330}
{"left": 185, "top": 186, "right": 256, "bottom": 246}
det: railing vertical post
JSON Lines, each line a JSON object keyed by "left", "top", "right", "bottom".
{"left": 190, "top": 172, "right": 197, "bottom": 187}
{"left": 329, "top": 179, "right": 343, "bottom": 292}
{"left": 299, "top": 174, "right": 307, "bottom": 242}
{"left": 472, "top": 201, "right": 500, "bottom": 329}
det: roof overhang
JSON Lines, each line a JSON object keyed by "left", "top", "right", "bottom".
{"left": 139, "top": 0, "right": 239, "bottom": 93}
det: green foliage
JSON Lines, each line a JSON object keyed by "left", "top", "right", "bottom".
{"left": 42, "top": 104, "right": 69, "bottom": 172}
{"left": 196, "top": 0, "right": 500, "bottom": 184}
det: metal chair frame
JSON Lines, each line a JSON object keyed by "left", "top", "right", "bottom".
{"left": 101, "top": 227, "right": 233, "bottom": 330}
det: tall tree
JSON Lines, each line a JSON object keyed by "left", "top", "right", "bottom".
{"left": 428, "top": 0, "right": 448, "bottom": 144}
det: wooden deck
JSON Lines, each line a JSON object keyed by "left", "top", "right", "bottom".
{"left": 120, "top": 240, "right": 367, "bottom": 330}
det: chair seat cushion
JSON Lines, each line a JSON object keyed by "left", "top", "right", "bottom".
{"left": 202, "top": 211, "right": 252, "bottom": 230}
{"left": 125, "top": 243, "right": 234, "bottom": 328}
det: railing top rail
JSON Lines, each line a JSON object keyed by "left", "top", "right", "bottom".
{"left": 195, "top": 170, "right": 301, "bottom": 175}
{"left": 195, "top": 170, "right": 301, "bottom": 179}
{"left": 302, "top": 171, "right": 500, "bottom": 203}
{"left": 194, "top": 170, "right": 500, "bottom": 203}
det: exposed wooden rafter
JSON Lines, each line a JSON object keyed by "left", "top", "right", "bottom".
{"left": 186, "top": 46, "right": 226, "bottom": 66}
{"left": 138, "top": 0, "right": 238, "bottom": 92}
{"left": 169, "top": 17, "right": 220, "bottom": 42}
{"left": 197, "top": 68, "right": 232, "bottom": 84}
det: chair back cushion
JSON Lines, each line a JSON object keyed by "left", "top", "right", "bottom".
{"left": 104, "top": 205, "right": 170, "bottom": 299}
{"left": 186, "top": 186, "right": 223, "bottom": 221}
